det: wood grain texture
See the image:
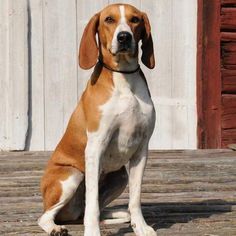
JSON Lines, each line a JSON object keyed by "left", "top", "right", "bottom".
{"left": 221, "top": 0, "right": 236, "bottom": 5}
{"left": 0, "top": 150, "right": 236, "bottom": 235}
{"left": 142, "top": 0, "right": 173, "bottom": 149}
{"left": 221, "top": 32, "right": 236, "bottom": 41}
{"left": 222, "top": 96, "right": 236, "bottom": 145}
{"left": 109, "top": 0, "right": 140, "bottom": 8}
{"left": 197, "top": 0, "right": 204, "bottom": 148}
{"left": 171, "top": 0, "right": 197, "bottom": 149}
{"left": 28, "top": 0, "right": 45, "bottom": 150}
{"left": 221, "top": 3, "right": 236, "bottom": 148}
{"left": 197, "top": 0, "right": 222, "bottom": 148}
{"left": 0, "top": 0, "right": 29, "bottom": 150}
{"left": 222, "top": 69, "right": 236, "bottom": 92}
{"left": 221, "top": 7, "right": 236, "bottom": 30}
{"left": 222, "top": 129, "right": 236, "bottom": 147}
{"left": 43, "top": 0, "right": 78, "bottom": 150}
{"left": 0, "top": 0, "right": 9, "bottom": 150}
{"left": 222, "top": 42, "right": 236, "bottom": 70}
{"left": 143, "top": 0, "right": 198, "bottom": 149}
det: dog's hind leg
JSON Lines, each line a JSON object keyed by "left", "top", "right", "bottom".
{"left": 38, "top": 166, "right": 84, "bottom": 236}
{"left": 56, "top": 178, "right": 85, "bottom": 223}
{"left": 99, "top": 166, "right": 130, "bottom": 224}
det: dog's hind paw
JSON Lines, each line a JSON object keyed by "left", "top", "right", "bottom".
{"left": 50, "top": 227, "right": 70, "bottom": 236}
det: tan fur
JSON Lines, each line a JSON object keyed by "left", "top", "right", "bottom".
{"left": 79, "top": 14, "right": 100, "bottom": 69}
{"left": 40, "top": 67, "right": 113, "bottom": 211}
{"left": 41, "top": 164, "right": 73, "bottom": 210}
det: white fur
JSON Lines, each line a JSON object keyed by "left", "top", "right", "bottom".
{"left": 84, "top": 71, "right": 156, "bottom": 236}
{"left": 129, "top": 145, "right": 157, "bottom": 236}
{"left": 111, "top": 5, "right": 135, "bottom": 54}
{"left": 84, "top": 148, "right": 101, "bottom": 236}
{"left": 38, "top": 171, "right": 82, "bottom": 234}
{"left": 101, "top": 209, "right": 131, "bottom": 224}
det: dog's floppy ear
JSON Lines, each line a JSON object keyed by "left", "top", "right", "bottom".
{"left": 79, "top": 13, "right": 100, "bottom": 69}
{"left": 141, "top": 13, "right": 155, "bottom": 69}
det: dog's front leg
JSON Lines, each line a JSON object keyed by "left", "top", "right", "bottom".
{"left": 84, "top": 127, "right": 113, "bottom": 236}
{"left": 129, "top": 143, "right": 157, "bottom": 236}
{"left": 84, "top": 137, "right": 104, "bottom": 236}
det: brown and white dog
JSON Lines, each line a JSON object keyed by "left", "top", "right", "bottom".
{"left": 38, "top": 3, "right": 156, "bottom": 236}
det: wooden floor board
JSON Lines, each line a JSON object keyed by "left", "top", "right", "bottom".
{"left": 0, "top": 150, "right": 236, "bottom": 235}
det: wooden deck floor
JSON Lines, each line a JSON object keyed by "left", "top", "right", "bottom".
{"left": 0, "top": 150, "right": 236, "bottom": 236}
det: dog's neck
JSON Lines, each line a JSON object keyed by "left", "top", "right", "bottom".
{"left": 98, "top": 58, "right": 140, "bottom": 74}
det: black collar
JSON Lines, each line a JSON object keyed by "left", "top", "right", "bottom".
{"left": 98, "top": 59, "right": 140, "bottom": 74}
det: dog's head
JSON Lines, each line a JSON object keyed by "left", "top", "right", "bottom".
{"left": 79, "top": 4, "right": 155, "bottom": 70}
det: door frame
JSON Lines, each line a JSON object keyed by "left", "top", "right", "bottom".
{"left": 197, "top": 0, "right": 222, "bottom": 148}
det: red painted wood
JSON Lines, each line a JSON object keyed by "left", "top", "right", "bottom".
{"left": 222, "top": 128, "right": 236, "bottom": 147}
{"left": 197, "top": 0, "right": 222, "bottom": 148}
{"left": 221, "top": 32, "right": 236, "bottom": 41}
{"left": 222, "top": 112, "right": 236, "bottom": 129}
{"left": 222, "top": 94, "right": 236, "bottom": 108}
{"left": 221, "top": 0, "right": 236, "bottom": 5}
{"left": 222, "top": 42, "right": 236, "bottom": 69}
{"left": 222, "top": 69, "right": 236, "bottom": 92}
{"left": 197, "top": 0, "right": 204, "bottom": 148}
{"left": 222, "top": 95, "right": 236, "bottom": 130}
{"left": 221, "top": 8, "right": 236, "bottom": 30}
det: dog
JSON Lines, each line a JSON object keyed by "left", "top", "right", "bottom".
{"left": 38, "top": 3, "right": 156, "bottom": 236}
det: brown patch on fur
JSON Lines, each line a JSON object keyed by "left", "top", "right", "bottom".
{"left": 42, "top": 66, "right": 113, "bottom": 175}
{"left": 40, "top": 67, "right": 113, "bottom": 211}
{"left": 82, "top": 67, "right": 113, "bottom": 132}
{"left": 51, "top": 100, "right": 88, "bottom": 172}
{"left": 41, "top": 164, "right": 74, "bottom": 211}
{"left": 79, "top": 13, "right": 100, "bottom": 69}
{"left": 141, "top": 12, "right": 155, "bottom": 69}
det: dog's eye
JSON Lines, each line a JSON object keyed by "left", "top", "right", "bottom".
{"left": 105, "top": 16, "right": 115, "bottom": 24}
{"left": 130, "top": 16, "right": 140, "bottom": 23}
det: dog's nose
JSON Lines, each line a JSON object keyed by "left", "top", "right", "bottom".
{"left": 117, "top": 31, "right": 132, "bottom": 44}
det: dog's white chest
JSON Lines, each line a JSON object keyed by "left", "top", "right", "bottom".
{"left": 99, "top": 72, "right": 155, "bottom": 173}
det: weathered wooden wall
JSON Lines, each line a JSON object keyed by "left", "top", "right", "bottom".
{"left": 0, "top": 0, "right": 198, "bottom": 151}
{"left": 0, "top": 0, "right": 29, "bottom": 150}
{"left": 221, "top": 0, "right": 236, "bottom": 147}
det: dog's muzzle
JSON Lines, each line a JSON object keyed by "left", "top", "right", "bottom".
{"left": 117, "top": 31, "right": 132, "bottom": 52}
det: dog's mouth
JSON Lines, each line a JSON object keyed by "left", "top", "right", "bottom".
{"left": 118, "top": 46, "right": 130, "bottom": 53}
{"left": 111, "top": 43, "right": 134, "bottom": 55}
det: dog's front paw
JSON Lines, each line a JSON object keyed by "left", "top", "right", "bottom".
{"left": 50, "top": 226, "right": 70, "bottom": 236}
{"left": 131, "top": 222, "right": 156, "bottom": 236}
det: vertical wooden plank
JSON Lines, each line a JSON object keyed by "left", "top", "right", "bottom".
{"left": 142, "top": 0, "right": 197, "bottom": 149}
{"left": 172, "top": 105, "right": 189, "bottom": 149}
{"left": 197, "top": 0, "right": 222, "bottom": 148}
{"left": 59, "top": 1, "right": 78, "bottom": 133}
{"left": 141, "top": 0, "right": 173, "bottom": 149}
{"left": 171, "top": 0, "right": 197, "bottom": 148}
{"left": 149, "top": 103, "right": 172, "bottom": 149}
{"left": 77, "top": 0, "right": 108, "bottom": 99}
{"left": 141, "top": 0, "right": 172, "bottom": 98}
{"left": 28, "top": 0, "right": 44, "bottom": 150}
{"left": 0, "top": 0, "right": 9, "bottom": 150}
{"left": 197, "top": 0, "right": 204, "bottom": 148}
{"left": 44, "top": 0, "right": 78, "bottom": 150}
{"left": 2, "top": 0, "right": 29, "bottom": 150}
{"left": 109, "top": 0, "right": 140, "bottom": 8}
